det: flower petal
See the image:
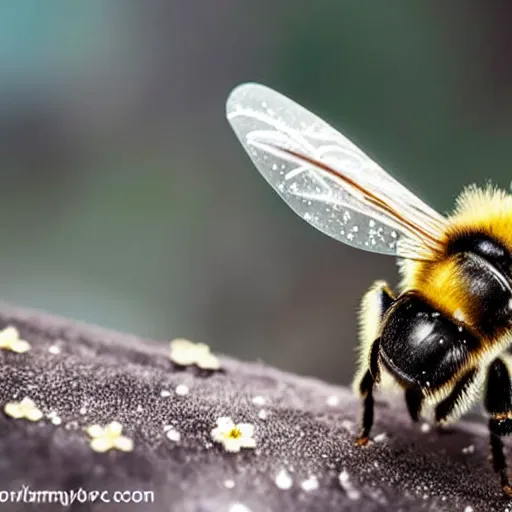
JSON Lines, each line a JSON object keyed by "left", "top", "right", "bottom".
{"left": 4, "top": 403, "right": 23, "bottom": 419}
{"left": 114, "top": 436, "right": 134, "bottom": 452}
{"left": 222, "top": 438, "right": 242, "bottom": 452}
{"left": 211, "top": 427, "right": 225, "bottom": 442}
{"left": 237, "top": 424, "right": 254, "bottom": 438}
{"left": 90, "top": 437, "right": 112, "bottom": 453}
{"left": 25, "top": 408, "right": 43, "bottom": 422}
{"left": 20, "top": 397, "right": 36, "bottom": 408}
{"left": 106, "top": 421, "right": 123, "bottom": 437}
{"left": 10, "top": 340, "right": 31, "bottom": 353}
{"left": 197, "top": 353, "right": 221, "bottom": 370}
{"left": 86, "top": 425, "right": 105, "bottom": 438}
{"left": 216, "top": 417, "right": 234, "bottom": 428}
{"left": 240, "top": 437, "right": 256, "bottom": 449}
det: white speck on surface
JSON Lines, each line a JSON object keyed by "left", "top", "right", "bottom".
{"left": 252, "top": 396, "right": 265, "bottom": 406}
{"left": 166, "top": 428, "right": 181, "bottom": 442}
{"left": 51, "top": 416, "right": 62, "bottom": 425}
{"left": 462, "top": 444, "right": 475, "bottom": 454}
{"left": 228, "top": 503, "right": 251, "bottom": 512}
{"left": 338, "top": 470, "right": 361, "bottom": 501}
{"left": 258, "top": 409, "right": 268, "bottom": 420}
{"left": 464, "top": 507, "right": 474, "bottom": 512}
{"left": 275, "top": 469, "right": 293, "bottom": 490}
{"left": 79, "top": 407, "right": 87, "bottom": 415}
{"left": 420, "top": 422, "right": 431, "bottom": 433}
{"left": 373, "top": 432, "right": 387, "bottom": 443}
{"left": 224, "top": 479, "right": 235, "bottom": 489}
{"left": 340, "top": 420, "right": 354, "bottom": 433}
{"left": 160, "top": 390, "right": 171, "bottom": 397}
{"left": 48, "top": 345, "right": 61, "bottom": 354}
{"left": 175, "top": 384, "right": 189, "bottom": 396}
{"left": 326, "top": 395, "right": 339, "bottom": 407}
{"left": 300, "top": 476, "right": 319, "bottom": 492}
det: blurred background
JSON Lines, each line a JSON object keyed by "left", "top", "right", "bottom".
{"left": 0, "top": 1, "right": 511, "bottom": 384}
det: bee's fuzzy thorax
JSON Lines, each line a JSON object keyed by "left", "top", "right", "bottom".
{"left": 398, "top": 184, "right": 512, "bottom": 337}
{"left": 446, "top": 184, "right": 512, "bottom": 248}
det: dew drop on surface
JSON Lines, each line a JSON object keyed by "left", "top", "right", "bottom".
{"left": 51, "top": 416, "right": 62, "bottom": 426}
{"left": 48, "top": 345, "right": 61, "bottom": 355}
{"left": 373, "top": 432, "right": 387, "bottom": 443}
{"left": 258, "top": 409, "right": 268, "bottom": 420}
{"left": 166, "top": 428, "right": 181, "bottom": 442}
{"left": 160, "top": 390, "right": 171, "bottom": 398}
{"left": 340, "top": 420, "right": 353, "bottom": 433}
{"left": 252, "top": 396, "right": 266, "bottom": 406}
{"left": 462, "top": 444, "right": 475, "bottom": 454}
{"left": 464, "top": 507, "right": 474, "bottom": 512}
{"left": 79, "top": 407, "right": 87, "bottom": 415}
{"left": 338, "top": 470, "right": 361, "bottom": 501}
{"left": 326, "top": 395, "right": 339, "bottom": 407}
{"left": 229, "top": 503, "right": 251, "bottom": 512}
{"left": 224, "top": 479, "right": 235, "bottom": 489}
{"left": 275, "top": 469, "right": 293, "bottom": 490}
{"left": 175, "top": 384, "right": 189, "bottom": 396}
{"left": 300, "top": 476, "right": 319, "bottom": 492}
{"left": 420, "top": 423, "right": 431, "bottom": 433}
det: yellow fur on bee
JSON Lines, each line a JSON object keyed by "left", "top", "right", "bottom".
{"left": 447, "top": 184, "right": 512, "bottom": 247}
{"left": 399, "top": 184, "right": 512, "bottom": 331}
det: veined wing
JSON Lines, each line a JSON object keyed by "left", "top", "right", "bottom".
{"left": 226, "top": 82, "right": 448, "bottom": 259}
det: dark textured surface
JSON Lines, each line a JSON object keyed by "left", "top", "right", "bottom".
{"left": 0, "top": 305, "right": 508, "bottom": 511}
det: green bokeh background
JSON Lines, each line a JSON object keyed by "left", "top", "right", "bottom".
{"left": 0, "top": 1, "right": 510, "bottom": 383}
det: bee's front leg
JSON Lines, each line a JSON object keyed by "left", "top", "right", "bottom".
{"left": 354, "top": 337, "right": 380, "bottom": 446}
{"left": 484, "top": 357, "right": 512, "bottom": 497}
{"left": 353, "top": 281, "right": 395, "bottom": 446}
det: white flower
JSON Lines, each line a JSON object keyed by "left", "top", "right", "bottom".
{"left": 211, "top": 417, "right": 256, "bottom": 452}
{"left": 0, "top": 326, "right": 31, "bottom": 353}
{"left": 86, "top": 421, "right": 134, "bottom": 453}
{"left": 169, "top": 338, "right": 220, "bottom": 370}
{"left": 4, "top": 397, "right": 43, "bottom": 422}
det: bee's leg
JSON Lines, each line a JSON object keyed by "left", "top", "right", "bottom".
{"left": 355, "top": 337, "right": 380, "bottom": 446}
{"left": 434, "top": 368, "right": 478, "bottom": 423}
{"left": 404, "top": 387, "right": 423, "bottom": 422}
{"left": 484, "top": 357, "right": 512, "bottom": 497}
{"left": 353, "top": 281, "right": 395, "bottom": 446}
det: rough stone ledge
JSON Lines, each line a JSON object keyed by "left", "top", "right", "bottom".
{"left": 0, "top": 303, "right": 507, "bottom": 511}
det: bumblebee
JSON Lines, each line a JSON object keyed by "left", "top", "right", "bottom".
{"left": 226, "top": 82, "right": 512, "bottom": 496}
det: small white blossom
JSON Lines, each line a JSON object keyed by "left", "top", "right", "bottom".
{"left": 165, "top": 428, "right": 181, "bottom": 442}
{"left": 0, "top": 326, "right": 31, "bottom": 353}
{"left": 300, "top": 476, "right": 319, "bottom": 492}
{"left": 175, "top": 384, "right": 189, "bottom": 396}
{"left": 4, "top": 397, "right": 42, "bottom": 422}
{"left": 252, "top": 396, "right": 266, "bottom": 406}
{"left": 275, "top": 469, "right": 293, "bottom": 490}
{"left": 211, "top": 417, "right": 256, "bottom": 452}
{"left": 169, "top": 338, "right": 220, "bottom": 370}
{"left": 86, "top": 421, "right": 133, "bottom": 453}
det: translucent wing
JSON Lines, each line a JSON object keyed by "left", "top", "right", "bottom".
{"left": 226, "top": 83, "right": 448, "bottom": 259}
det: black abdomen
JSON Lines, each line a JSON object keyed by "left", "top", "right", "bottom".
{"left": 380, "top": 293, "right": 480, "bottom": 390}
